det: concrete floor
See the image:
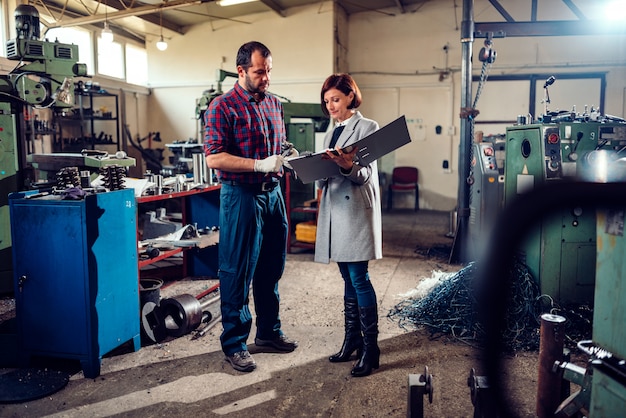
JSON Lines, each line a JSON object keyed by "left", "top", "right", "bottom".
{"left": 1, "top": 210, "right": 539, "bottom": 417}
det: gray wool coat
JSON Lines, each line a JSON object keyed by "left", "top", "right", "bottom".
{"left": 314, "top": 111, "right": 383, "bottom": 264}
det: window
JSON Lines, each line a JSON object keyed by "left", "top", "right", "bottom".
{"left": 1, "top": 2, "right": 7, "bottom": 56}
{"left": 126, "top": 43, "right": 148, "bottom": 86}
{"left": 97, "top": 37, "right": 125, "bottom": 79}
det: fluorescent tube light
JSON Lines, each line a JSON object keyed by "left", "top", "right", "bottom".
{"left": 217, "top": 0, "right": 258, "bottom": 6}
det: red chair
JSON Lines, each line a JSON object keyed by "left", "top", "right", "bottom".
{"left": 387, "top": 166, "right": 419, "bottom": 211}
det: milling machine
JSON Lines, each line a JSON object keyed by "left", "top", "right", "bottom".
{"left": 0, "top": 5, "right": 88, "bottom": 293}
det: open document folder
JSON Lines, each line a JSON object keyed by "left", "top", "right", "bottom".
{"left": 287, "top": 115, "right": 412, "bottom": 184}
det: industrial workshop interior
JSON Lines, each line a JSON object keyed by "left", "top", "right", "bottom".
{"left": 1, "top": 0, "right": 626, "bottom": 416}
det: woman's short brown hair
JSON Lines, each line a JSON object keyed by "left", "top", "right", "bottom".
{"left": 320, "top": 73, "right": 362, "bottom": 117}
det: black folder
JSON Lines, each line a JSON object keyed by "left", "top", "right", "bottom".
{"left": 287, "top": 115, "right": 411, "bottom": 184}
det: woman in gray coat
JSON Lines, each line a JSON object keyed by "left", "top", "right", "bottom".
{"left": 314, "top": 74, "right": 383, "bottom": 377}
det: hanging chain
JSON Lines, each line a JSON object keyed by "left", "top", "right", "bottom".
{"left": 466, "top": 37, "right": 496, "bottom": 188}
{"left": 471, "top": 59, "right": 493, "bottom": 144}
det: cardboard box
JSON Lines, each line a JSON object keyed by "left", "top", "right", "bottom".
{"left": 295, "top": 221, "right": 317, "bottom": 243}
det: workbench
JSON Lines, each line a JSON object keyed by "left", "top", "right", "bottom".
{"left": 137, "top": 185, "right": 221, "bottom": 279}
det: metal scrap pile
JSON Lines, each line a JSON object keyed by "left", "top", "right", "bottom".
{"left": 389, "top": 260, "right": 545, "bottom": 352}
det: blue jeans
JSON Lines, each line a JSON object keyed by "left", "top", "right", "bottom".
{"left": 337, "top": 261, "right": 377, "bottom": 307}
{"left": 218, "top": 183, "right": 288, "bottom": 356}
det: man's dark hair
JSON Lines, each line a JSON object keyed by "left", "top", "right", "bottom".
{"left": 237, "top": 41, "right": 271, "bottom": 70}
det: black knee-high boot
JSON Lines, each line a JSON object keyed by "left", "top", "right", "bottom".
{"left": 351, "top": 304, "right": 379, "bottom": 377}
{"left": 329, "top": 298, "right": 362, "bottom": 363}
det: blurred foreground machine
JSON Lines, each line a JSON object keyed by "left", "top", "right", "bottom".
{"left": 504, "top": 116, "right": 626, "bottom": 305}
{"left": 552, "top": 179, "right": 626, "bottom": 417}
{"left": 0, "top": 5, "right": 87, "bottom": 293}
{"left": 584, "top": 205, "right": 626, "bottom": 415}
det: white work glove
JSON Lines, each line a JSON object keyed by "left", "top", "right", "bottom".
{"left": 254, "top": 155, "right": 285, "bottom": 173}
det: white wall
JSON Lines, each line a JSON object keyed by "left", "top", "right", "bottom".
{"left": 346, "top": 0, "right": 626, "bottom": 210}
{"left": 144, "top": 0, "right": 626, "bottom": 211}
{"left": 146, "top": 3, "right": 336, "bottom": 143}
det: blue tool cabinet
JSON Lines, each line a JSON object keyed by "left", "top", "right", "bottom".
{"left": 9, "top": 188, "right": 140, "bottom": 378}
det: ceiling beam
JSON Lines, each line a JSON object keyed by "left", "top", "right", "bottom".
{"left": 34, "top": 2, "right": 147, "bottom": 42}
{"left": 109, "top": 0, "right": 183, "bottom": 34}
{"left": 475, "top": 20, "right": 626, "bottom": 37}
{"left": 258, "top": 0, "right": 286, "bottom": 17}
{"left": 561, "top": 0, "right": 587, "bottom": 20}
{"left": 393, "top": 0, "right": 406, "bottom": 14}
{"left": 44, "top": 0, "right": 207, "bottom": 31}
{"left": 487, "top": 0, "right": 514, "bottom": 22}
{"left": 40, "top": 1, "right": 185, "bottom": 34}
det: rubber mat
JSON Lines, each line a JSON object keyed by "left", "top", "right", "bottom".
{"left": 0, "top": 368, "right": 69, "bottom": 404}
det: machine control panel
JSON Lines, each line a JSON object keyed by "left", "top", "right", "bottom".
{"left": 543, "top": 127, "right": 562, "bottom": 179}
{"left": 476, "top": 143, "right": 499, "bottom": 174}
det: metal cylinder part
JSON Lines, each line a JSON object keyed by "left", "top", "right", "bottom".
{"left": 449, "top": 210, "right": 457, "bottom": 236}
{"left": 80, "top": 170, "right": 90, "bottom": 188}
{"left": 207, "top": 168, "right": 216, "bottom": 185}
{"left": 158, "top": 293, "right": 221, "bottom": 338}
{"left": 154, "top": 174, "right": 163, "bottom": 194}
{"left": 536, "top": 313, "right": 567, "bottom": 418}
{"left": 192, "top": 153, "right": 206, "bottom": 184}
{"left": 159, "top": 294, "right": 203, "bottom": 338}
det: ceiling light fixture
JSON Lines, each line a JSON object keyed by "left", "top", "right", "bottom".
{"left": 101, "top": 0, "right": 113, "bottom": 43}
{"left": 156, "top": 9, "right": 168, "bottom": 51}
{"left": 217, "top": 0, "right": 258, "bottom": 6}
{"left": 604, "top": 1, "right": 626, "bottom": 21}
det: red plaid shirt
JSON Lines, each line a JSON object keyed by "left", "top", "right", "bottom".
{"left": 203, "top": 82, "right": 286, "bottom": 183}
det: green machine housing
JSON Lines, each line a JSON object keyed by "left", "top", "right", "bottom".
{"left": 468, "top": 138, "right": 506, "bottom": 260}
{"left": 282, "top": 102, "right": 330, "bottom": 212}
{"left": 504, "top": 121, "right": 626, "bottom": 305}
{"left": 591, "top": 208, "right": 626, "bottom": 414}
{"left": 0, "top": 5, "right": 88, "bottom": 294}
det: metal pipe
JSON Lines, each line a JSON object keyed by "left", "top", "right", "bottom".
{"left": 536, "top": 313, "right": 567, "bottom": 417}
{"left": 195, "top": 283, "right": 220, "bottom": 300}
{"left": 450, "top": 0, "right": 475, "bottom": 264}
{"left": 199, "top": 294, "right": 220, "bottom": 311}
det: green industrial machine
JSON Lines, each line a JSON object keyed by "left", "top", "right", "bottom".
{"left": 504, "top": 120, "right": 626, "bottom": 304}
{"left": 468, "top": 136, "right": 505, "bottom": 260}
{"left": 282, "top": 102, "right": 329, "bottom": 211}
{"left": 0, "top": 5, "right": 88, "bottom": 293}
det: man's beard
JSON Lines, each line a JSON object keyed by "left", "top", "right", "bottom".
{"left": 245, "top": 74, "right": 267, "bottom": 98}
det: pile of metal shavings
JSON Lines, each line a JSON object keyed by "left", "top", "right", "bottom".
{"left": 389, "top": 260, "right": 545, "bottom": 352}
{"left": 0, "top": 296, "right": 16, "bottom": 323}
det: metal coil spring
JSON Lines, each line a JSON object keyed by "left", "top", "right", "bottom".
{"left": 56, "top": 166, "right": 80, "bottom": 188}
{"left": 99, "top": 165, "right": 127, "bottom": 190}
